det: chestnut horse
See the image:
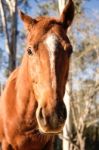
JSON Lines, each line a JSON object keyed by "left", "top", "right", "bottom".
{"left": 0, "top": 0, "right": 74, "bottom": 149}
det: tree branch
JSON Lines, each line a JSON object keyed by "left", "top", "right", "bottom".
{"left": 6, "top": 0, "right": 13, "bottom": 15}
{"left": 59, "top": 133, "right": 79, "bottom": 150}
{"left": 77, "top": 43, "right": 99, "bottom": 59}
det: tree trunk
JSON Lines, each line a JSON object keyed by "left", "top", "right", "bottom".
{"left": 58, "top": 1, "right": 72, "bottom": 150}
{"left": 0, "top": 0, "right": 17, "bottom": 75}
{"left": 58, "top": 0, "right": 67, "bottom": 14}
{"left": 8, "top": 0, "right": 17, "bottom": 74}
{"left": 63, "top": 81, "right": 72, "bottom": 150}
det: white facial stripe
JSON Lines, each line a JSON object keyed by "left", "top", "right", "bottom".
{"left": 45, "top": 34, "right": 57, "bottom": 71}
{"left": 44, "top": 34, "right": 57, "bottom": 95}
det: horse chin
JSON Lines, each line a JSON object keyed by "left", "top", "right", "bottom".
{"left": 38, "top": 124, "right": 64, "bottom": 135}
{"left": 38, "top": 128, "right": 63, "bottom": 135}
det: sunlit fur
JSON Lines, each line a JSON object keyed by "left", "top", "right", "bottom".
{"left": 0, "top": 0, "right": 74, "bottom": 149}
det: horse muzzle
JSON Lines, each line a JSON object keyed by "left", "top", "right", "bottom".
{"left": 36, "top": 101, "right": 67, "bottom": 134}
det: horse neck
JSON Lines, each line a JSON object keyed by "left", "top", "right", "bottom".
{"left": 16, "top": 54, "right": 36, "bottom": 116}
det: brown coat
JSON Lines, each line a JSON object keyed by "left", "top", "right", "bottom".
{"left": 0, "top": 0, "right": 74, "bottom": 149}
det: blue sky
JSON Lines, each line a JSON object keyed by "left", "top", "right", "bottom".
{"left": 18, "top": 0, "right": 99, "bottom": 17}
{"left": 86, "top": 0, "right": 99, "bottom": 9}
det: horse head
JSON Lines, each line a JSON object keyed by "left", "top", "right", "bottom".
{"left": 19, "top": 0, "right": 74, "bottom": 134}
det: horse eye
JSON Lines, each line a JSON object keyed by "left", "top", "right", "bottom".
{"left": 27, "top": 47, "right": 33, "bottom": 55}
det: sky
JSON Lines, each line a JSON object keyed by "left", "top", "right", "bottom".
{"left": 86, "top": 0, "right": 99, "bottom": 9}
{"left": 18, "top": 0, "right": 99, "bottom": 18}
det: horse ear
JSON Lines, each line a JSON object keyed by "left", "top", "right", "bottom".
{"left": 60, "top": 0, "right": 74, "bottom": 29}
{"left": 19, "top": 10, "right": 37, "bottom": 31}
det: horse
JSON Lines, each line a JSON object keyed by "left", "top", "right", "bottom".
{"left": 0, "top": 0, "right": 74, "bottom": 149}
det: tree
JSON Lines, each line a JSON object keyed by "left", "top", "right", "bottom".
{"left": 0, "top": 0, "right": 17, "bottom": 74}
{"left": 0, "top": 0, "right": 30, "bottom": 75}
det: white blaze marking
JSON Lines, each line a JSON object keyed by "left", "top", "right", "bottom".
{"left": 44, "top": 34, "right": 58, "bottom": 95}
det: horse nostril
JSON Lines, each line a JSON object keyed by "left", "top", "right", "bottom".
{"left": 56, "top": 101, "right": 67, "bottom": 123}
{"left": 39, "top": 108, "right": 47, "bottom": 126}
{"left": 39, "top": 108, "right": 43, "bottom": 119}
